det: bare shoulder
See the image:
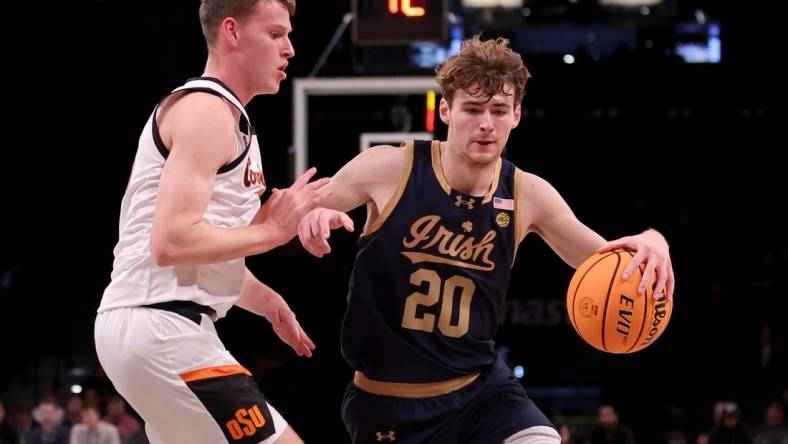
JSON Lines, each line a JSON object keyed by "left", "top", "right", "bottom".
{"left": 359, "top": 144, "right": 408, "bottom": 163}
{"left": 328, "top": 144, "right": 411, "bottom": 212}
{"left": 517, "top": 169, "right": 568, "bottom": 215}
{"left": 363, "top": 143, "right": 407, "bottom": 164}
{"left": 518, "top": 170, "right": 549, "bottom": 188}
{"left": 158, "top": 92, "right": 236, "bottom": 150}
{"left": 516, "top": 168, "right": 555, "bottom": 199}
{"left": 341, "top": 144, "right": 409, "bottom": 183}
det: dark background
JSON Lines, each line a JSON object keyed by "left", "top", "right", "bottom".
{"left": 1, "top": 0, "right": 783, "bottom": 442}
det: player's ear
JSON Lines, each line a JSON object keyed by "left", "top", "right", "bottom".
{"left": 220, "top": 17, "right": 241, "bottom": 47}
{"left": 439, "top": 97, "right": 451, "bottom": 125}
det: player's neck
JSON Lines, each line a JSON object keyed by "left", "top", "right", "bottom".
{"left": 439, "top": 141, "right": 497, "bottom": 197}
{"left": 203, "top": 56, "right": 252, "bottom": 105}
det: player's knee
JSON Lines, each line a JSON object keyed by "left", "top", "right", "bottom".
{"left": 271, "top": 425, "right": 303, "bottom": 444}
{"left": 503, "top": 425, "right": 561, "bottom": 444}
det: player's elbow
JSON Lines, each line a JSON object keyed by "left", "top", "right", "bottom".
{"left": 150, "top": 241, "right": 176, "bottom": 267}
{"left": 150, "top": 233, "right": 178, "bottom": 267}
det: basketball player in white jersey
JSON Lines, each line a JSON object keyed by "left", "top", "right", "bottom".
{"left": 94, "top": 1, "right": 341, "bottom": 443}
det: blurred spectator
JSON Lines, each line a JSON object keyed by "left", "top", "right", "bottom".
{"left": 714, "top": 402, "right": 727, "bottom": 428}
{"left": 590, "top": 405, "right": 637, "bottom": 444}
{"left": 27, "top": 400, "right": 68, "bottom": 444}
{"left": 61, "top": 396, "right": 82, "bottom": 428}
{"left": 69, "top": 406, "right": 120, "bottom": 444}
{"left": 0, "top": 399, "right": 20, "bottom": 444}
{"left": 102, "top": 397, "right": 139, "bottom": 442}
{"left": 11, "top": 403, "right": 35, "bottom": 444}
{"left": 752, "top": 401, "right": 788, "bottom": 444}
{"left": 709, "top": 402, "right": 752, "bottom": 444}
{"left": 559, "top": 423, "right": 577, "bottom": 444}
{"left": 81, "top": 390, "right": 100, "bottom": 411}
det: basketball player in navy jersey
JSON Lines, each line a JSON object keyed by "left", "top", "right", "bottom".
{"left": 95, "top": 1, "right": 329, "bottom": 443}
{"left": 298, "top": 35, "right": 675, "bottom": 443}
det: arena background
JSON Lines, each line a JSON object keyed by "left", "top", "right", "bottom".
{"left": 1, "top": 0, "right": 783, "bottom": 442}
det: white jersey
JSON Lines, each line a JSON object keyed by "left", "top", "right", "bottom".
{"left": 98, "top": 78, "right": 266, "bottom": 318}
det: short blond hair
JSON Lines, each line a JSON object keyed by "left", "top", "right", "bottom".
{"left": 199, "top": 0, "right": 296, "bottom": 47}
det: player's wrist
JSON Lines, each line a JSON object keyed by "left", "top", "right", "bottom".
{"left": 257, "top": 219, "right": 290, "bottom": 249}
{"left": 261, "top": 294, "right": 287, "bottom": 322}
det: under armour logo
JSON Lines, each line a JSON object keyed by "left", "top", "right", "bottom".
{"left": 455, "top": 195, "right": 475, "bottom": 209}
{"left": 376, "top": 431, "right": 396, "bottom": 441}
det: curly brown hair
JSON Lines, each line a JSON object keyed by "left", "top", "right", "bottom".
{"left": 436, "top": 35, "right": 531, "bottom": 107}
{"left": 200, "top": 0, "right": 296, "bottom": 47}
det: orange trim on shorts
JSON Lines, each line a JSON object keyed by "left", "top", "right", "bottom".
{"left": 353, "top": 371, "right": 479, "bottom": 398}
{"left": 180, "top": 365, "right": 252, "bottom": 383}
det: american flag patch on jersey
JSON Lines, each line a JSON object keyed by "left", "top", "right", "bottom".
{"left": 493, "top": 197, "right": 514, "bottom": 210}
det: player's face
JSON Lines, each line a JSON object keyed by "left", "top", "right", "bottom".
{"left": 440, "top": 84, "right": 521, "bottom": 165}
{"left": 236, "top": 1, "right": 294, "bottom": 95}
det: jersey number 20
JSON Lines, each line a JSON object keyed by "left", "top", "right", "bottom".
{"left": 402, "top": 269, "right": 475, "bottom": 338}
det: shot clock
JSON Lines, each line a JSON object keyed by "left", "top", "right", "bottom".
{"left": 352, "top": 0, "right": 448, "bottom": 45}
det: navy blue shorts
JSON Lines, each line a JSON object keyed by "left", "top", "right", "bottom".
{"left": 341, "top": 357, "right": 555, "bottom": 444}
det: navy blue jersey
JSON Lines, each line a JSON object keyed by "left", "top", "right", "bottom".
{"left": 341, "top": 140, "right": 523, "bottom": 383}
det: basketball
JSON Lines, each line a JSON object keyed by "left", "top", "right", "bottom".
{"left": 567, "top": 250, "right": 672, "bottom": 353}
